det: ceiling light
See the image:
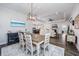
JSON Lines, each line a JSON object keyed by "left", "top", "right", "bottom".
{"left": 27, "top": 3, "right": 36, "bottom": 21}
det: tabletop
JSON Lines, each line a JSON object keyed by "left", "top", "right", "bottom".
{"left": 32, "top": 34, "right": 45, "bottom": 43}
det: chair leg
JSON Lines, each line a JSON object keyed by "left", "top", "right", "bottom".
{"left": 44, "top": 48, "right": 45, "bottom": 56}
{"left": 31, "top": 51, "right": 33, "bottom": 56}
{"left": 25, "top": 48, "right": 27, "bottom": 55}
{"left": 19, "top": 44, "right": 22, "bottom": 49}
{"left": 23, "top": 45, "right": 25, "bottom": 51}
{"left": 48, "top": 47, "right": 49, "bottom": 56}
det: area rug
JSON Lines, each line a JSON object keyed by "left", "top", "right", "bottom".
{"left": 1, "top": 43, "right": 64, "bottom": 56}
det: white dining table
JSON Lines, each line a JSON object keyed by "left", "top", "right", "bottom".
{"left": 32, "top": 34, "right": 45, "bottom": 56}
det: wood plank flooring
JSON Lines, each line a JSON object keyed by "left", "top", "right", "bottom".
{"left": 50, "top": 37, "right": 79, "bottom": 56}
{"left": 0, "top": 36, "right": 79, "bottom": 56}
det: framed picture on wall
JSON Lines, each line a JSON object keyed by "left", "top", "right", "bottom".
{"left": 69, "top": 16, "right": 72, "bottom": 23}
{"left": 74, "top": 15, "right": 79, "bottom": 29}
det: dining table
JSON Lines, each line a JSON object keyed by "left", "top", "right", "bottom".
{"left": 24, "top": 32, "right": 45, "bottom": 56}
{"left": 32, "top": 34, "right": 45, "bottom": 56}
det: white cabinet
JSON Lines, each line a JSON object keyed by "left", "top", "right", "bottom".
{"left": 67, "top": 35, "right": 75, "bottom": 43}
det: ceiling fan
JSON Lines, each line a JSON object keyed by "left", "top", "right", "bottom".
{"left": 27, "top": 3, "right": 36, "bottom": 21}
{"left": 27, "top": 3, "right": 45, "bottom": 23}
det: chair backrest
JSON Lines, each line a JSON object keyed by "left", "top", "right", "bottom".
{"left": 24, "top": 33, "right": 33, "bottom": 51}
{"left": 18, "top": 32, "right": 24, "bottom": 44}
{"left": 44, "top": 33, "right": 50, "bottom": 46}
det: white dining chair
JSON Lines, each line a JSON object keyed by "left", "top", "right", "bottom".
{"left": 41, "top": 33, "right": 50, "bottom": 55}
{"left": 24, "top": 33, "right": 36, "bottom": 56}
{"left": 18, "top": 32, "right": 25, "bottom": 51}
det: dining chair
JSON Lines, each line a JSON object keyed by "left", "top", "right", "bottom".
{"left": 24, "top": 33, "right": 36, "bottom": 56}
{"left": 41, "top": 33, "right": 50, "bottom": 55}
{"left": 18, "top": 32, "right": 25, "bottom": 51}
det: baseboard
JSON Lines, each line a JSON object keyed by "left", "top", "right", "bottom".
{"left": 0, "top": 42, "right": 7, "bottom": 46}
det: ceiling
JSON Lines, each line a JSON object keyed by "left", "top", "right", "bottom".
{"left": 0, "top": 3, "right": 77, "bottom": 20}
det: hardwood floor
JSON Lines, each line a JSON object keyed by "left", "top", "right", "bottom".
{"left": 65, "top": 42, "right": 79, "bottom": 56}
{"left": 50, "top": 37, "right": 65, "bottom": 48}
{"left": 0, "top": 35, "right": 79, "bottom": 56}
{"left": 50, "top": 37, "right": 79, "bottom": 56}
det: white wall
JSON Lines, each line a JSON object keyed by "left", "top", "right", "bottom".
{"left": 71, "top": 4, "right": 79, "bottom": 20}
{"left": 0, "top": 6, "right": 71, "bottom": 46}
{"left": 71, "top": 4, "right": 79, "bottom": 51}
{"left": 0, "top": 7, "right": 27, "bottom": 45}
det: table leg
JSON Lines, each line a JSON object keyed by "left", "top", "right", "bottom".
{"left": 37, "top": 44, "right": 40, "bottom": 56}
